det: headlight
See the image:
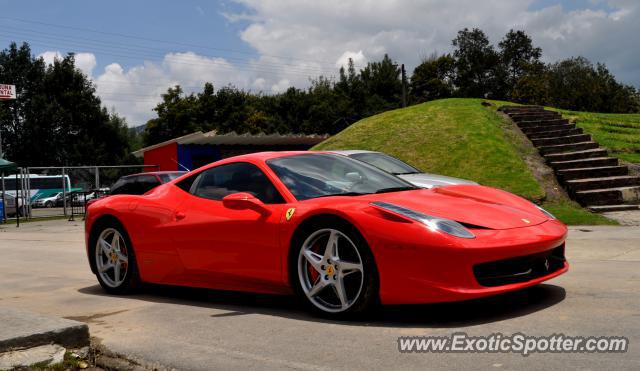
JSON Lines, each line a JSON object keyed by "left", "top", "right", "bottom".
{"left": 371, "top": 201, "right": 475, "bottom": 239}
{"left": 536, "top": 205, "right": 556, "bottom": 219}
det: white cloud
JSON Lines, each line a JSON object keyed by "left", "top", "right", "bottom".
{"left": 93, "top": 53, "right": 247, "bottom": 125}
{"left": 335, "top": 50, "right": 367, "bottom": 69}
{"left": 229, "top": 0, "right": 640, "bottom": 86}
{"left": 270, "top": 78, "right": 290, "bottom": 93}
{"left": 47, "top": 0, "right": 640, "bottom": 126}
{"left": 38, "top": 51, "right": 96, "bottom": 78}
{"left": 38, "top": 51, "right": 62, "bottom": 66}
{"left": 74, "top": 53, "right": 97, "bottom": 78}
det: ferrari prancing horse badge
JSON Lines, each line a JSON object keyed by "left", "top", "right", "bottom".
{"left": 285, "top": 208, "right": 296, "bottom": 221}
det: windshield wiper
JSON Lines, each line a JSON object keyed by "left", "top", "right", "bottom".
{"left": 374, "top": 186, "right": 418, "bottom": 194}
{"left": 393, "top": 171, "right": 421, "bottom": 175}
{"left": 314, "top": 192, "right": 369, "bottom": 198}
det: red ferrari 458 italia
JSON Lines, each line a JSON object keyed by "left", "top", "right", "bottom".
{"left": 85, "top": 151, "right": 568, "bottom": 317}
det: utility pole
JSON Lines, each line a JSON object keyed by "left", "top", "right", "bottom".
{"left": 401, "top": 64, "right": 407, "bottom": 108}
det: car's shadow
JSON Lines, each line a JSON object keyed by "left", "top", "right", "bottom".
{"left": 78, "top": 283, "right": 566, "bottom": 328}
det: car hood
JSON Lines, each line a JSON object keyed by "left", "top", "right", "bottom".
{"left": 364, "top": 185, "right": 547, "bottom": 230}
{"left": 398, "top": 173, "right": 477, "bottom": 188}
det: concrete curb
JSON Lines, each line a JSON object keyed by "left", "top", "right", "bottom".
{"left": 0, "top": 308, "right": 89, "bottom": 352}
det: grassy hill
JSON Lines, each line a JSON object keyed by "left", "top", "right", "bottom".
{"left": 553, "top": 110, "right": 640, "bottom": 164}
{"left": 314, "top": 98, "right": 616, "bottom": 225}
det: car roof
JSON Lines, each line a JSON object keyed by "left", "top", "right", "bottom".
{"left": 164, "top": 151, "right": 328, "bottom": 184}
{"left": 326, "top": 150, "right": 380, "bottom": 156}
{"left": 125, "top": 170, "right": 187, "bottom": 178}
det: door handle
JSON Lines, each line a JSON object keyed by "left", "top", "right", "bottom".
{"left": 175, "top": 211, "right": 186, "bottom": 221}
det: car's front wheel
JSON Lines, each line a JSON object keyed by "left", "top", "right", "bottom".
{"left": 294, "top": 222, "right": 378, "bottom": 317}
{"left": 92, "top": 223, "right": 140, "bottom": 294}
{"left": 45, "top": 201, "right": 53, "bottom": 208}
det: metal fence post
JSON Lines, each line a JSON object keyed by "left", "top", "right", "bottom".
{"left": 1, "top": 172, "right": 6, "bottom": 223}
{"left": 25, "top": 168, "right": 31, "bottom": 219}
{"left": 62, "top": 167, "right": 67, "bottom": 217}
{"left": 95, "top": 166, "right": 99, "bottom": 189}
{"left": 15, "top": 171, "right": 19, "bottom": 227}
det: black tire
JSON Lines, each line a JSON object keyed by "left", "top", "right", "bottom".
{"left": 45, "top": 201, "right": 53, "bottom": 208}
{"left": 291, "top": 218, "right": 379, "bottom": 318}
{"left": 90, "top": 220, "right": 141, "bottom": 295}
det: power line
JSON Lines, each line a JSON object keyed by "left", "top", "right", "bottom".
{"left": 0, "top": 33, "right": 335, "bottom": 78}
{"left": 0, "top": 16, "right": 366, "bottom": 69}
{"left": 3, "top": 25, "right": 335, "bottom": 74}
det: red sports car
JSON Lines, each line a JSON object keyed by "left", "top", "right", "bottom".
{"left": 85, "top": 151, "right": 568, "bottom": 317}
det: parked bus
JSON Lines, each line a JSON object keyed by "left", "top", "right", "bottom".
{"left": 1, "top": 174, "right": 80, "bottom": 203}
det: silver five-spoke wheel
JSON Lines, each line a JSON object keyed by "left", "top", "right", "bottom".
{"left": 298, "top": 228, "right": 364, "bottom": 313}
{"left": 95, "top": 228, "right": 129, "bottom": 288}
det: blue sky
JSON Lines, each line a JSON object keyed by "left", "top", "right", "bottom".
{"left": 0, "top": 0, "right": 637, "bottom": 125}
{"left": 0, "top": 0, "right": 255, "bottom": 73}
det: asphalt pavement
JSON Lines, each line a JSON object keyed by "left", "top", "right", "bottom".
{"left": 0, "top": 219, "right": 638, "bottom": 370}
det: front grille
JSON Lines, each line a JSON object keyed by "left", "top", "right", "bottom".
{"left": 473, "top": 244, "right": 565, "bottom": 287}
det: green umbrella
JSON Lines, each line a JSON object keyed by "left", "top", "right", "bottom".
{"left": 0, "top": 158, "right": 16, "bottom": 172}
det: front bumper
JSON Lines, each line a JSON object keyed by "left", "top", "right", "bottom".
{"left": 372, "top": 219, "right": 569, "bottom": 304}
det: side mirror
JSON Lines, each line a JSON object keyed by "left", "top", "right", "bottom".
{"left": 345, "top": 172, "right": 363, "bottom": 182}
{"left": 222, "top": 192, "right": 268, "bottom": 214}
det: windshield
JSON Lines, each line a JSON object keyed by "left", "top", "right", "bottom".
{"left": 267, "top": 154, "right": 416, "bottom": 201}
{"left": 349, "top": 152, "right": 420, "bottom": 175}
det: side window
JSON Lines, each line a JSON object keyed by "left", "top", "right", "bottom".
{"left": 136, "top": 175, "right": 161, "bottom": 194}
{"left": 189, "top": 162, "right": 284, "bottom": 204}
{"left": 110, "top": 177, "right": 132, "bottom": 195}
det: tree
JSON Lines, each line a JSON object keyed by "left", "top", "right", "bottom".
{"left": 498, "top": 29, "right": 542, "bottom": 99}
{"left": 0, "top": 42, "right": 133, "bottom": 166}
{"left": 511, "top": 61, "right": 550, "bottom": 105}
{"left": 144, "top": 86, "right": 199, "bottom": 145}
{"left": 410, "top": 53, "right": 455, "bottom": 102}
{"left": 360, "top": 54, "right": 402, "bottom": 113}
{"left": 452, "top": 28, "right": 500, "bottom": 98}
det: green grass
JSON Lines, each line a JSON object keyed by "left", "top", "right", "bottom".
{"left": 542, "top": 200, "right": 616, "bottom": 225}
{"left": 315, "top": 98, "right": 544, "bottom": 200}
{"left": 551, "top": 109, "right": 640, "bottom": 164}
{"left": 314, "top": 98, "right": 616, "bottom": 225}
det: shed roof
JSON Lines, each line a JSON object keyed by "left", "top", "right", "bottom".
{"left": 132, "top": 130, "right": 329, "bottom": 157}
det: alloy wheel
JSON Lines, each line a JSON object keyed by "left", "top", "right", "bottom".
{"left": 95, "top": 228, "right": 129, "bottom": 288}
{"left": 298, "top": 228, "right": 364, "bottom": 313}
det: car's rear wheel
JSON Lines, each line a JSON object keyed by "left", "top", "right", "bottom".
{"left": 294, "top": 222, "right": 378, "bottom": 317}
{"left": 45, "top": 201, "right": 53, "bottom": 208}
{"left": 93, "top": 223, "right": 140, "bottom": 294}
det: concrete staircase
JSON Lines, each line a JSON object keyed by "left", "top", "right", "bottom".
{"left": 499, "top": 105, "right": 640, "bottom": 212}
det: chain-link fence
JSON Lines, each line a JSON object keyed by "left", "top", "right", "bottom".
{"left": 1, "top": 164, "right": 158, "bottom": 225}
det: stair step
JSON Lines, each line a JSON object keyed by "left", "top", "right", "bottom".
{"left": 529, "top": 127, "right": 583, "bottom": 139}
{"left": 511, "top": 114, "right": 563, "bottom": 123}
{"left": 532, "top": 134, "right": 592, "bottom": 147}
{"left": 521, "top": 123, "right": 576, "bottom": 135}
{"left": 499, "top": 105, "right": 544, "bottom": 113}
{"left": 510, "top": 110, "right": 561, "bottom": 117}
{"left": 588, "top": 204, "right": 640, "bottom": 213}
{"left": 557, "top": 166, "right": 628, "bottom": 181}
{"left": 565, "top": 176, "right": 640, "bottom": 192}
{"left": 538, "top": 141, "right": 599, "bottom": 155}
{"left": 544, "top": 148, "right": 608, "bottom": 162}
{"left": 517, "top": 119, "right": 568, "bottom": 128}
{"left": 549, "top": 157, "right": 619, "bottom": 170}
{"left": 575, "top": 186, "right": 640, "bottom": 206}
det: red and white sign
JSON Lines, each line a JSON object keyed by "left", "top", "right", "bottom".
{"left": 0, "top": 84, "right": 16, "bottom": 100}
